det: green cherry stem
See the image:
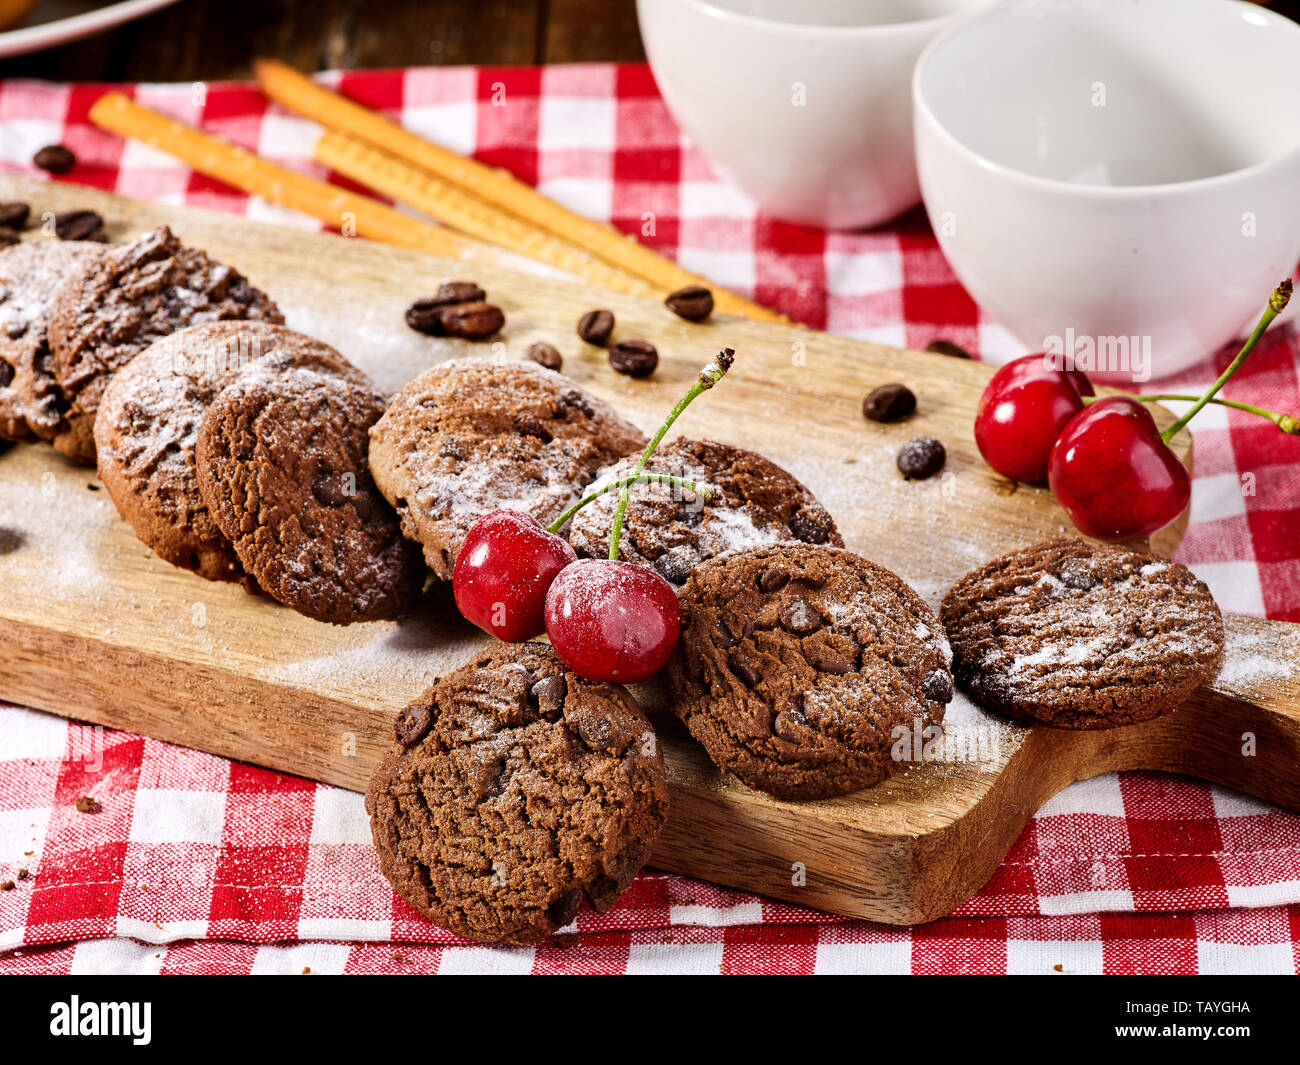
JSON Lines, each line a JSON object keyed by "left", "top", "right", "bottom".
{"left": 546, "top": 473, "right": 715, "bottom": 534}
{"left": 1158, "top": 279, "right": 1292, "bottom": 443}
{"left": 609, "top": 347, "right": 735, "bottom": 561}
{"left": 1083, "top": 393, "right": 1300, "bottom": 434}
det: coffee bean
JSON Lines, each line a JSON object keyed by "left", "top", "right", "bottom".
{"left": 714, "top": 619, "right": 739, "bottom": 649}
{"left": 512, "top": 411, "right": 553, "bottom": 443}
{"left": 757, "top": 566, "right": 789, "bottom": 593}
{"left": 788, "top": 506, "right": 832, "bottom": 545}
{"left": 33, "top": 144, "right": 76, "bottom": 174}
{"left": 530, "top": 675, "right": 567, "bottom": 717}
{"left": 926, "top": 338, "right": 972, "bottom": 360}
{"left": 609, "top": 339, "right": 658, "bottom": 378}
{"left": 524, "top": 341, "right": 563, "bottom": 371}
{"left": 779, "top": 594, "right": 822, "bottom": 635}
{"left": 863, "top": 382, "right": 916, "bottom": 423}
{"left": 394, "top": 702, "right": 432, "bottom": 746}
{"left": 52, "top": 210, "right": 104, "bottom": 242}
{"left": 0, "top": 227, "right": 19, "bottom": 248}
{"left": 922, "top": 669, "right": 954, "bottom": 704}
{"left": 728, "top": 653, "right": 762, "bottom": 689}
{"left": 577, "top": 308, "right": 614, "bottom": 346}
{"left": 434, "top": 280, "right": 486, "bottom": 306}
{"left": 0, "top": 203, "right": 29, "bottom": 230}
{"left": 439, "top": 300, "right": 505, "bottom": 340}
{"left": 665, "top": 284, "right": 714, "bottom": 322}
{"left": 404, "top": 302, "right": 444, "bottom": 334}
{"left": 897, "top": 436, "right": 946, "bottom": 480}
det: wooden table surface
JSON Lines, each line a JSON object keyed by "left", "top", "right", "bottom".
{"left": 0, "top": 0, "right": 645, "bottom": 81}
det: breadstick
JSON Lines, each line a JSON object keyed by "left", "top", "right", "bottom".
{"left": 87, "top": 92, "right": 497, "bottom": 263}
{"left": 314, "top": 130, "right": 655, "bottom": 299}
{"left": 254, "top": 59, "right": 788, "bottom": 324}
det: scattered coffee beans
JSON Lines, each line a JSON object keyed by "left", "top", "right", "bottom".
{"left": 577, "top": 308, "right": 615, "bottom": 346}
{"left": 608, "top": 339, "right": 658, "bottom": 378}
{"left": 405, "top": 281, "right": 502, "bottom": 339}
{"left": 33, "top": 144, "right": 76, "bottom": 174}
{"left": 524, "top": 341, "right": 563, "bottom": 371}
{"left": 0, "top": 202, "right": 30, "bottom": 230}
{"left": 665, "top": 284, "right": 714, "bottom": 322}
{"left": 926, "top": 338, "right": 972, "bottom": 360}
{"left": 53, "top": 210, "right": 105, "bottom": 241}
{"left": 863, "top": 382, "right": 916, "bottom": 423}
{"left": 897, "top": 436, "right": 946, "bottom": 479}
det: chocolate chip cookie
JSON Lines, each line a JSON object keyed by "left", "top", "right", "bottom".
{"left": 567, "top": 437, "right": 842, "bottom": 586}
{"left": 48, "top": 226, "right": 283, "bottom": 461}
{"left": 94, "top": 322, "right": 368, "bottom": 582}
{"left": 196, "top": 359, "right": 422, "bottom": 623}
{"left": 0, "top": 240, "right": 107, "bottom": 451}
{"left": 366, "top": 642, "right": 670, "bottom": 945}
{"left": 940, "top": 537, "right": 1224, "bottom": 729}
{"left": 368, "top": 359, "right": 646, "bottom": 579}
{"left": 667, "top": 543, "right": 954, "bottom": 799}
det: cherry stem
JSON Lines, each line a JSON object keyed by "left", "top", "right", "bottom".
{"left": 546, "top": 473, "right": 715, "bottom": 534}
{"left": 1159, "top": 279, "right": 1293, "bottom": 443}
{"left": 609, "top": 348, "right": 735, "bottom": 561}
{"left": 1084, "top": 393, "right": 1300, "bottom": 435}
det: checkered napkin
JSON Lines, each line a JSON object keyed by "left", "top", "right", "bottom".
{"left": 1, "top": 64, "right": 1298, "bottom": 974}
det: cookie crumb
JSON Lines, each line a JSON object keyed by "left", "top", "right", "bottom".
{"left": 17, "top": 868, "right": 28, "bottom": 881}
{"left": 74, "top": 795, "right": 101, "bottom": 814}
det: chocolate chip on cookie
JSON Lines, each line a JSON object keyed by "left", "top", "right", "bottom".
{"left": 667, "top": 542, "right": 953, "bottom": 799}
{"left": 93, "top": 322, "right": 369, "bottom": 582}
{"left": 567, "top": 437, "right": 843, "bottom": 587}
{"left": 48, "top": 226, "right": 282, "bottom": 461}
{"left": 940, "top": 537, "right": 1224, "bottom": 729}
{"left": 367, "top": 359, "right": 646, "bottom": 579}
{"left": 195, "top": 359, "right": 422, "bottom": 623}
{"left": 366, "top": 643, "right": 670, "bottom": 945}
{"left": 0, "top": 240, "right": 108, "bottom": 451}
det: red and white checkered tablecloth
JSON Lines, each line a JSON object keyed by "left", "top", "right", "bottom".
{"left": 1, "top": 64, "right": 1298, "bottom": 975}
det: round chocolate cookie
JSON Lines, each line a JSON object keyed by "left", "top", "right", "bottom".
{"left": 667, "top": 542, "right": 954, "bottom": 800}
{"left": 566, "top": 437, "right": 843, "bottom": 586}
{"left": 0, "top": 240, "right": 108, "bottom": 450}
{"left": 94, "top": 322, "right": 369, "bottom": 582}
{"left": 366, "top": 642, "right": 670, "bottom": 945}
{"left": 940, "top": 537, "right": 1224, "bottom": 729}
{"left": 368, "top": 359, "right": 646, "bottom": 579}
{"left": 196, "top": 360, "right": 422, "bottom": 624}
{"left": 48, "top": 225, "right": 283, "bottom": 461}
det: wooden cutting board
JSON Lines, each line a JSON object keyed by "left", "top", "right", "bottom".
{"left": 2, "top": 174, "right": 1298, "bottom": 925}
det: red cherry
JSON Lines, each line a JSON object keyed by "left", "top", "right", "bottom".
{"left": 544, "top": 559, "right": 681, "bottom": 684}
{"left": 1048, "top": 396, "right": 1191, "bottom": 541}
{"left": 974, "top": 354, "right": 1092, "bottom": 483}
{"left": 453, "top": 509, "right": 577, "bottom": 642}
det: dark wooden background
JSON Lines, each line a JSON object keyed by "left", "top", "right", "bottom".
{"left": 0, "top": 0, "right": 645, "bottom": 80}
{"left": 0, "top": 0, "right": 1296, "bottom": 81}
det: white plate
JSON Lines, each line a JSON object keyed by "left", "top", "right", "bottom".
{"left": 0, "top": 0, "right": 181, "bottom": 60}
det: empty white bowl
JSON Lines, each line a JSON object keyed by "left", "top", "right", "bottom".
{"left": 638, "top": 0, "right": 986, "bottom": 229}
{"left": 914, "top": 0, "right": 1300, "bottom": 381}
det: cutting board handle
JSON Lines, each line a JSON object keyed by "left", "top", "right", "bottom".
{"left": 1027, "top": 613, "right": 1300, "bottom": 811}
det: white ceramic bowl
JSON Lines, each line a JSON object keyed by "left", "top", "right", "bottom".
{"left": 914, "top": 0, "right": 1300, "bottom": 381}
{"left": 638, "top": 0, "right": 986, "bottom": 229}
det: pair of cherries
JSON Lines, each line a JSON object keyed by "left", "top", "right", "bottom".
{"left": 452, "top": 350, "right": 733, "bottom": 684}
{"left": 974, "top": 281, "right": 1294, "bottom": 541}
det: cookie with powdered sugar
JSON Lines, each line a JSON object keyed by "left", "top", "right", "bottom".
{"left": 566, "top": 437, "right": 842, "bottom": 586}
{"left": 367, "top": 359, "right": 646, "bottom": 579}
{"left": 941, "top": 537, "right": 1224, "bottom": 729}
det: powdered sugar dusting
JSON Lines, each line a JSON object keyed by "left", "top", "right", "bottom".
{"left": 1213, "top": 622, "right": 1300, "bottom": 692}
